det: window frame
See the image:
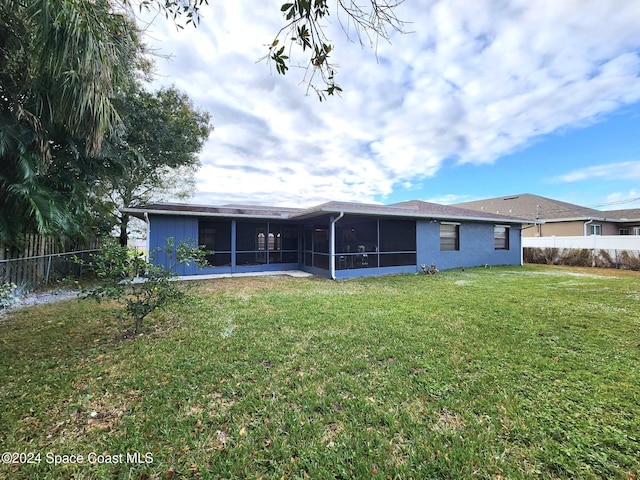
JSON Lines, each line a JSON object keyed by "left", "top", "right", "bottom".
{"left": 494, "top": 225, "right": 510, "bottom": 250}
{"left": 440, "top": 222, "right": 460, "bottom": 251}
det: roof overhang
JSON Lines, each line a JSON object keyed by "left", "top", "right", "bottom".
{"left": 121, "top": 207, "right": 297, "bottom": 221}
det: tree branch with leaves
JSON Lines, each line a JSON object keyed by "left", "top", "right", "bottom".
{"left": 265, "top": 0, "right": 407, "bottom": 100}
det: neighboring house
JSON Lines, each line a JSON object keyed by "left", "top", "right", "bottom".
{"left": 599, "top": 208, "right": 640, "bottom": 236}
{"left": 122, "top": 200, "right": 527, "bottom": 279}
{"left": 455, "top": 193, "right": 640, "bottom": 237}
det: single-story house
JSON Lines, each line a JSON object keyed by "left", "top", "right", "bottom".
{"left": 123, "top": 200, "right": 528, "bottom": 279}
{"left": 455, "top": 193, "right": 640, "bottom": 237}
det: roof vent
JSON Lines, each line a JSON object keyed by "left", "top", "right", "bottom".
{"left": 503, "top": 195, "right": 519, "bottom": 200}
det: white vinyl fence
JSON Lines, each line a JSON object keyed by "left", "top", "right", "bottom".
{"left": 523, "top": 235, "right": 640, "bottom": 269}
{"left": 523, "top": 235, "right": 640, "bottom": 251}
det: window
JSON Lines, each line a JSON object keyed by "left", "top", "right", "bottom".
{"left": 634, "top": 227, "right": 640, "bottom": 236}
{"left": 440, "top": 223, "right": 459, "bottom": 251}
{"left": 589, "top": 224, "right": 601, "bottom": 236}
{"left": 198, "top": 220, "right": 232, "bottom": 266}
{"left": 494, "top": 225, "right": 509, "bottom": 250}
{"left": 619, "top": 228, "right": 629, "bottom": 235}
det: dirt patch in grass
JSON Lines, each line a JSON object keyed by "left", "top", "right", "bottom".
{"left": 525, "top": 263, "right": 640, "bottom": 278}
{"left": 432, "top": 407, "right": 465, "bottom": 433}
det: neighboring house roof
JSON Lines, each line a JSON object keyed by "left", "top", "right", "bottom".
{"left": 454, "top": 193, "right": 640, "bottom": 225}
{"left": 390, "top": 200, "right": 523, "bottom": 222}
{"left": 123, "top": 200, "right": 529, "bottom": 224}
{"left": 600, "top": 208, "right": 640, "bottom": 222}
{"left": 454, "top": 193, "right": 607, "bottom": 222}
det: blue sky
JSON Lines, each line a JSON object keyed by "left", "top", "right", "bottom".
{"left": 390, "top": 103, "right": 640, "bottom": 209}
{"left": 142, "top": 0, "right": 640, "bottom": 211}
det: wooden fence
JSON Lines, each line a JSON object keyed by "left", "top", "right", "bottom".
{"left": 0, "top": 235, "right": 100, "bottom": 291}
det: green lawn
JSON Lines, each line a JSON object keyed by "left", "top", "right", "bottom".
{"left": 1, "top": 265, "right": 639, "bottom": 479}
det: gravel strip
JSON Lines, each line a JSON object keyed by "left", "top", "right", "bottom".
{"left": 0, "top": 288, "right": 82, "bottom": 320}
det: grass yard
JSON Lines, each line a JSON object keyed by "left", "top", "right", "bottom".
{"left": 1, "top": 265, "right": 639, "bottom": 479}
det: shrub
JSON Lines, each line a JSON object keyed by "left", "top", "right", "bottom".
{"left": 595, "top": 249, "right": 615, "bottom": 268}
{"left": 543, "top": 247, "right": 560, "bottom": 265}
{"left": 523, "top": 247, "right": 559, "bottom": 265}
{"left": 560, "top": 248, "right": 592, "bottom": 267}
{"left": 618, "top": 250, "right": 640, "bottom": 271}
{"left": 82, "top": 238, "right": 209, "bottom": 334}
{"left": 0, "top": 282, "right": 18, "bottom": 309}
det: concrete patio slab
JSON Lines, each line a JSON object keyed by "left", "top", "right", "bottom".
{"left": 175, "top": 270, "right": 314, "bottom": 281}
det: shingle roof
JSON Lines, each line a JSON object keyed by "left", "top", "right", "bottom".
{"left": 123, "top": 200, "right": 529, "bottom": 224}
{"left": 454, "top": 193, "right": 602, "bottom": 221}
{"left": 600, "top": 208, "right": 640, "bottom": 221}
{"left": 390, "top": 200, "right": 524, "bottom": 221}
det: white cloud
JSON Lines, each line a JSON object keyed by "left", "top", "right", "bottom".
{"left": 141, "top": 0, "right": 640, "bottom": 206}
{"left": 595, "top": 190, "right": 640, "bottom": 210}
{"left": 424, "top": 193, "right": 474, "bottom": 205}
{"left": 551, "top": 161, "right": 640, "bottom": 183}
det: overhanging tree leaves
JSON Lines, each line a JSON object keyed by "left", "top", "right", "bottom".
{"left": 265, "top": 0, "right": 407, "bottom": 100}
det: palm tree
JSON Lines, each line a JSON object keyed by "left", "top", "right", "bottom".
{"left": 0, "top": 0, "right": 141, "bottom": 247}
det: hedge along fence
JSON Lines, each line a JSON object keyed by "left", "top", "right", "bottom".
{"left": 0, "top": 235, "right": 100, "bottom": 292}
{"left": 523, "top": 247, "right": 640, "bottom": 270}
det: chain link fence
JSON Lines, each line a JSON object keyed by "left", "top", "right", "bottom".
{"left": 0, "top": 249, "right": 98, "bottom": 293}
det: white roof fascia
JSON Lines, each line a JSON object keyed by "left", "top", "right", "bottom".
{"left": 542, "top": 216, "right": 608, "bottom": 223}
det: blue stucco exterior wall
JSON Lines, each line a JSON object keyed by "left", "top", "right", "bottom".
{"left": 147, "top": 214, "right": 205, "bottom": 275}
{"left": 416, "top": 220, "right": 521, "bottom": 270}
